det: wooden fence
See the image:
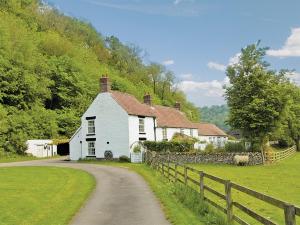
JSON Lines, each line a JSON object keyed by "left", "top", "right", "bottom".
{"left": 265, "top": 146, "right": 296, "bottom": 163}
{"left": 152, "top": 161, "right": 300, "bottom": 225}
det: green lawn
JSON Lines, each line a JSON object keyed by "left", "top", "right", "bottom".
{"left": 0, "top": 154, "right": 37, "bottom": 163}
{"left": 184, "top": 153, "right": 300, "bottom": 224}
{"left": 0, "top": 167, "right": 95, "bottom": 225}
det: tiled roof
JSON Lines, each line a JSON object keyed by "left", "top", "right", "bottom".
{"left": 152, "top": 105, "right": 197, "bottom": 128}
{"left": 111, "top": 91, "right": 156, "bottom": 117}
{"left": 194, "top": 123, "right": 227, "bottom": 136}
{"left": 110, "top": 91, "right": 196, "bottom": 128}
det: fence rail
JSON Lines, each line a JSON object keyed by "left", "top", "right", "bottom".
{"left": 152, "top": 161, "right": 299, "bottom": 225}
{"left": 265, "top": 146, "right": 296, "bottom": 163}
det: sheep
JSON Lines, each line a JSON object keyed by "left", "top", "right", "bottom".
{"left": 233, "top": 155, "right": 249, "bottom": 166}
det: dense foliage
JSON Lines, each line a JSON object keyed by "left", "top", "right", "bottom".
{"left": 0, "top": 0, "right": 199, "bottom": 154}
{"left": 224, "top": 141, "right": 247, "bottom": 152}
{"left": 142, "top": 140, "right": 194, "bottom": 153}
{"left": 199, "top": 105, "right": 230, "bottom": 131}
{"left": 225, "top": 43, "right": 300, "bottom": 152}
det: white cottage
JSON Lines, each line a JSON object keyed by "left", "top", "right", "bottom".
{"left": 70, "top": 76, "right": 198, "bottom": 160}
{"left": 194, "top": 123, "right": 228, "bottom": 149}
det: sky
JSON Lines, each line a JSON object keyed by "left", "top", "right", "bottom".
{"left": 46, "top": 0, "right": 300, "bottom": 107}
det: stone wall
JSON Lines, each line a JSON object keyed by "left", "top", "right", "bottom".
{"left": 145, "top": 151, "right": 263, "bottom": 166}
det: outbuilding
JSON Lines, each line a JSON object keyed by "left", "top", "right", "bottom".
{"left": 26, "top": 140, "right": 57, "bottom": 157}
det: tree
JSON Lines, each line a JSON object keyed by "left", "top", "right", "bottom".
{"left": 225, "top": 43, "right": 287, "bottom": 153}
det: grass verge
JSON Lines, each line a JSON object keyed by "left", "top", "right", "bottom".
{"left": 81, "top": 161, "right": 229, "bottom": 225}
{"left": 0, "top": 166, "right": 95, "bottom": 225}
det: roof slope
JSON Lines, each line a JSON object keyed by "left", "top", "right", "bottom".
{"left": 152, "top": 105, "right": 197, "bottom": 128}
{"left": 194, "top": 123, "right": 227, "bottom": 136}
{"left": 110, "top": 91, "right": 196, "bottom": 128}
{"left": 111, "top": 91, "right": 155, "bottom": 117}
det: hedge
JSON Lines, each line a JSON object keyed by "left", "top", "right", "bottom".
{"left": 142, "top": 140, "right": 194, "bottom": 152}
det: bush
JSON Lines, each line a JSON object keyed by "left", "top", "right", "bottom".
{"left": 225, "top": 141, "right": 246, "bottom": 152}
{"left": 204, "top": 143, "right": 215, "bottom": 153}
{"left": 133, "top": 145, "right": 141, "bottom": 153}
{"left": 119, "top": 155, "right": 130, "bottom": 162}
{"left": 278, "top": 138, "right": 294, "bottom": 148}
{"left": 142, "top": 140, "right": 194, "bottom": 152}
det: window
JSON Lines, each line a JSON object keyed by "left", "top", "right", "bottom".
{"left": 139, "top": 118, "right": 145, "bottom": 133}
{"left": 162, "top": 128, "right": 167, "bottom": 140}
{"left": 180, "top": 128, "right": 184, "bottom": 135}
{"left": 190, "top": 129, "right": 193, "bottom": 137}
{"left": 88, "top": 120, "right": 95, "bottom": 134}
{"left": 88, "top": 141, "right": 95, "bottom": 156}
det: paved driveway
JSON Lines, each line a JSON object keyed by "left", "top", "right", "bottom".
{"left": 0, "top": 158, "right": 171, "bottom": 225}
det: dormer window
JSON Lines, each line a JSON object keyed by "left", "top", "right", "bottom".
{"left": 139, "top": 117, "right": 145, "bottom": 133}
{"left": 88, "top": 120, "right": 95, "bottom": 134}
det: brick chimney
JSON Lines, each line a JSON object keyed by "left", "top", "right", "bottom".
{"left": 100, "top": 75, "right": 110, "bottom": 92}
{"left": 174, "top": 102, "right": 181, "bottom": 111}
{"left": 143, "top": 93, "right": 152, "bottom": 105}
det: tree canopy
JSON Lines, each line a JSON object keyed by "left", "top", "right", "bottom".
{"left": 0, "top": 0, "right": 199, "bottom": 154}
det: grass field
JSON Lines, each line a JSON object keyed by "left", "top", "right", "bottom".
{"left": 0, "top": 154, "right": 37, "bottom": 163}
{"left": 0, "top": 167, "right": 95, "bottom": 225}
{"left": 183, "top": 153, "right": 300, "bottom": 224}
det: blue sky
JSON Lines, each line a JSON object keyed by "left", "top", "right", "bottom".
{"left": 46, "top": 0, "right": 300, "bottom": 106}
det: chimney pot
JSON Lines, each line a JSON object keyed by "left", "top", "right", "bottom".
{"left": 174, "top": 102, "right": 181, "bottom": 111}
{"left": 100, "top": 75, "right": 110, "bottom": 92}
{"left": 143, "top": 93, "right": 152, "bottom": 105}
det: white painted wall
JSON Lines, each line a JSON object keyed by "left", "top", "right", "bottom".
{"left": 70, "top": 127, "right": 82, "bottom": 160}
{"left": 79, "top": 93, "right": 129, "bottom": 159}
{"left": 156, "top": 127, "right": 198, "bottom": 141}
{"left": 26, "top": 140, "right": 57, "bottom": 158}
{"left": 128, "top": 115, "right": 156, "bottom": 151}
{"left": 198, "top": 135, "right": 228, "bottom": 148}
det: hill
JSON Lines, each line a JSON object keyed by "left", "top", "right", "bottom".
{"left": 0, "top": 0, "right": 199, "bottom": 153}
{"left": 199, "top": 105, "right": 230, "bottom": 131}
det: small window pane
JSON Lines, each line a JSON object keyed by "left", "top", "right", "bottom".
{"left": 88, "top": 141, "right": 95, "bottom": 156}
{"left": 162, "top": 128, "right": 167, "bottom": 140}
{"left": 88, "top": 120, "right": 95, "bottom": 134}
{"left": 139, "top": 118, "right": 145, "bottom": 133}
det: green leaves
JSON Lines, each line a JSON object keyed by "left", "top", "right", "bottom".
{"left": 225, "top": 43, "right": 288, "bottom": 149}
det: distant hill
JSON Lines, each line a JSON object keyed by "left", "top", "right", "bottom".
{"left": 199, "top": 105, "right": 230, "bottom": 131}
{"left": 0, "top": 0, "right": 199, "bottom": 153}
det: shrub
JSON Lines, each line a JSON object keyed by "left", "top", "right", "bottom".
{"left": 133, "top": 145, "right": 141, "bottom": 153}
{"left": 119, "top": 155, "right": 130, "bottom": 162}
{"left": 204, "top": 143, "right": 215, "bottom": 153}
{"left": 142, "top": 140, "right": 194, "bottom": 152}
{"left": 225, "top": 141, "right": 246, "bottom": 152}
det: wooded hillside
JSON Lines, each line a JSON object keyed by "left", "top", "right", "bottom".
{"left": 0, "top": 0, "right": 199, "bottom": 153}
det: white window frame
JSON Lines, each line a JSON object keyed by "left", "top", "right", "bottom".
{"left": 139, "top": 118, "right": 145, "bottom": 133}
{"left": 87, "top": 141, "right": 95, "bottom": 156}
{"left": 162, "top": 128, "right": 167, "bottom": 140}
{"left": 190, "top": 129, "right": 193, "bottom": 137}
{"left": 180, "top": 128, "right": 184, "bottom": 135}
{"left": 87, "top": 120, "right": 95, "bottom": 135}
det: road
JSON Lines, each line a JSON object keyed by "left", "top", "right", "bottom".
{"left": 0, "top": 158, "right": 171, "bottom": 225}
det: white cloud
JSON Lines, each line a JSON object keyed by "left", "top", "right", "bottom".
{"left": 207, "top": 53, "right": 241, "bottom": 72}
{"left": 177, "top": 77, "right": 229, "bottom": 97}
{"left": 228, "top": 53, "right": 241, "bottom": 65}
{"left": 267, "top": 27, "right": 300, "bottom": 57}
{"left": 286, "top": 71, "right": 300, "bottom": 85}
{"left": 179, "top": 73, "right": 193, "bottom": 80}
{"left": 207, "top": 62, "right": 226, "bottom": 71}
{"left": 173, "top": 0, "right": 194, "bottom": 5}
{"left": 162, "top": 59, "right": 175, "bottom": 66}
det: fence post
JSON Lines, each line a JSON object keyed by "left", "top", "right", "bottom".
{"left": 284, "top": 204, "right": 296, "bottom": 225}
{"left": 174, "top": 163, "right": 178, "bottom": 182}
{"left": 167, "top": 160, "right": 170, "bottom": 180}
{"left": 199, "top": 171, "right": 204, "bottom": 200}
{"left": 225, "top": 180, "right": 233, "bottom": 223}
{"left": 184, "top": 165, "right": 187, "bottom": 185}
